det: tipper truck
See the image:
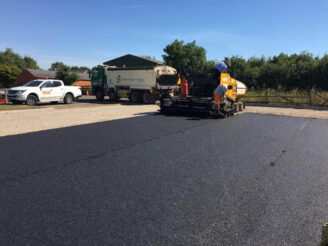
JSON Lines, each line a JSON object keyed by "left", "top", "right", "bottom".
{"left": 91, "top": 64, "right": 178, "bottom": 104}
{"left": 159, "top": 73, "right": 247, "bottom": 118}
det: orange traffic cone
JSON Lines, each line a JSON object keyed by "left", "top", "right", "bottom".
{"left": 86, "top": 90, "right": 89, "bottom": 96}
{"left": 0, "top": 90, "right": 5, "bottom": 104}
{"left": 4, "top": 91, "right": 8, "bottom": 104}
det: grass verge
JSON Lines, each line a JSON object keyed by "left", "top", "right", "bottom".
{"left": 0, "top": 104, "right": 36, "bottom": 111}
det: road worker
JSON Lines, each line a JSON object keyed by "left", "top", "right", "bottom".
{"left": 214, "top": 84, "right": 228, "bottom": 106}
{"left": 213, "top": 60, "right": 231, "bottom": 81}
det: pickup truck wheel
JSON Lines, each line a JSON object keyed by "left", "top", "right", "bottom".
{"left": 130, "top": 91, "right": 141, "bottom": 103}
{"left": 64, "top": 93, "right": 73, "bottom": 104}
{"left": 26, "top": 95, "right": 38, "bottom": 106}
{"left": 142, "top": 92, "right": 152, "bottom": 104}
{"left": 96, "top": 91, "right": 104, "bottom": 101}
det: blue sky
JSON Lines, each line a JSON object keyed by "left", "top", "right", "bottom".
{"left": 1, "top": 0, "right": 328, "bottom": 69}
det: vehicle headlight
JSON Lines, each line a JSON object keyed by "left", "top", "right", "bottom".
{"left": 17, "top": 90, "right": 26, "bottom": 94}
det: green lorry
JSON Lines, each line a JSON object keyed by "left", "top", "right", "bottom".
{"left": 91, "top": 65, "right": 108, "bottom": 101}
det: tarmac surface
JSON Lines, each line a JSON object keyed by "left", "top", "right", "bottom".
{"left": 0, "top": 113, "right": 328, "bottom": 245}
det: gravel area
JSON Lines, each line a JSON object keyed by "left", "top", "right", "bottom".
{"left": 244, "top": 106, "right": 328, "bottom": 119}
{"left": 1, "top": 102, "right": 328, "bottom": 137}
{"left": 0, "top": 104, "right": 158, "bottom": 137}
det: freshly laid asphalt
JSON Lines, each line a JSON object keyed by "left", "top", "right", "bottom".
{"left": 1, "top": 112, "right": 328, "bottom": 245}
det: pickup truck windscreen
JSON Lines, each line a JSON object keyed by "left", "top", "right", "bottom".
{"left": 24, "top": 80, "right": 43, "bottom": 87}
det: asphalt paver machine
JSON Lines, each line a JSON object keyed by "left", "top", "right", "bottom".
{"left": 159, "top": 73, "right": 247, "bottom": 118}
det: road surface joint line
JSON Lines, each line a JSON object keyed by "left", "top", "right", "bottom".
{"left": 268, "top": 121, "right": 309, "bottom": 168}
{"left": 246, "top": 111, "right": 328, "bottom": 121}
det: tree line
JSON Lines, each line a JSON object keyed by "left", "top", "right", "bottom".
{"left": 0, "top": 48, "right": 39, "bottom": 88}
{"left": 48, "top": 62, "right": 90, "bottom": 85}
{"left": 0, "top": 48, "right": 89, "bottom": 87}
{"left": 228, "top": 53, "right": 328, "bottom": 91}
{"left": 163, "top": 40, "right": 328, "bottom": 92}
{"left": 1, "top": 43, "right": 328, "bottom": 91}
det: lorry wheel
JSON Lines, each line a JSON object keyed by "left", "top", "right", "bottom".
{"left": 64, "top": 93, "right": 74, "bottom": 104}
{"left": 109, "top": 90, "right": 118, "bottom": 101}
{"left": 26, "top": 95, "right": 38, "bottom": 106}
{"left": 96, "top": 91, "right": 104, "bottom": 101}
{"left": 130, "top": 91, "right": 141, "bottom": 103}
{"left": 142, "top": 92, "right": 152, "bottom": 104}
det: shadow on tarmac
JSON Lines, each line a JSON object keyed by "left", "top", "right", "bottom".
{"left": 133, "top": 111, "right": 206, "bottom": 121}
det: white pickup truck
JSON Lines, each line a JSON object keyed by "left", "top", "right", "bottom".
{"left": 7, "top": 80, "right": 82, "bottom": 105}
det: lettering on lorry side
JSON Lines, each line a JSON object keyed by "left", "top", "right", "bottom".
{"left": 117, "top": 75, "right": 121, "bottom": 84}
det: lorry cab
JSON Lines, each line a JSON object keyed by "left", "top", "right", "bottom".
{"left": 91, "top": 65, "right": 110, "bottom": 101}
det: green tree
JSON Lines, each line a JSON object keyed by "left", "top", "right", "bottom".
{"left": 49, "top": 62, "right": 66, "bottom": 71}
{"left": 225, "top": 52, "right": 323, "bottom": 91}
{"left": 316, "top": 54, "right": 328, "bottom": 90}
{"left": 23, "top": 56, "right": 39, "bottom": 69}
{"left": 55, "top": 65, "right": 79, "bottom": 85}
{"left": 0, "top": 64, "right": 21, "bottom": 88}
{"left": 159, "top": 41, "right": 328, "bottom": 91}
{"left": 287, "top": 52, "right": 316, "bottom": 91}
{"left": 0, "top": 48, "right": 39, "bottom": 87}
{"left": 70, "top": 66, "right": 90, "bottom": 71}
{"left": 259, "top": 62, "right": 280, "bottom": 89}
{"left": 163, "top": 40, "right": 207, "bottom": 74}
{"left": 50, "top": 62, "right": 83, "bottom": 84}
{"left": 51, "top": 63, "right": 90, "bottom": 73}
{"left": 0, "top": 48, "right": 39, "bottom": 69}
{"left": 203, "top": 60, "right": 217, "bottom": 74}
